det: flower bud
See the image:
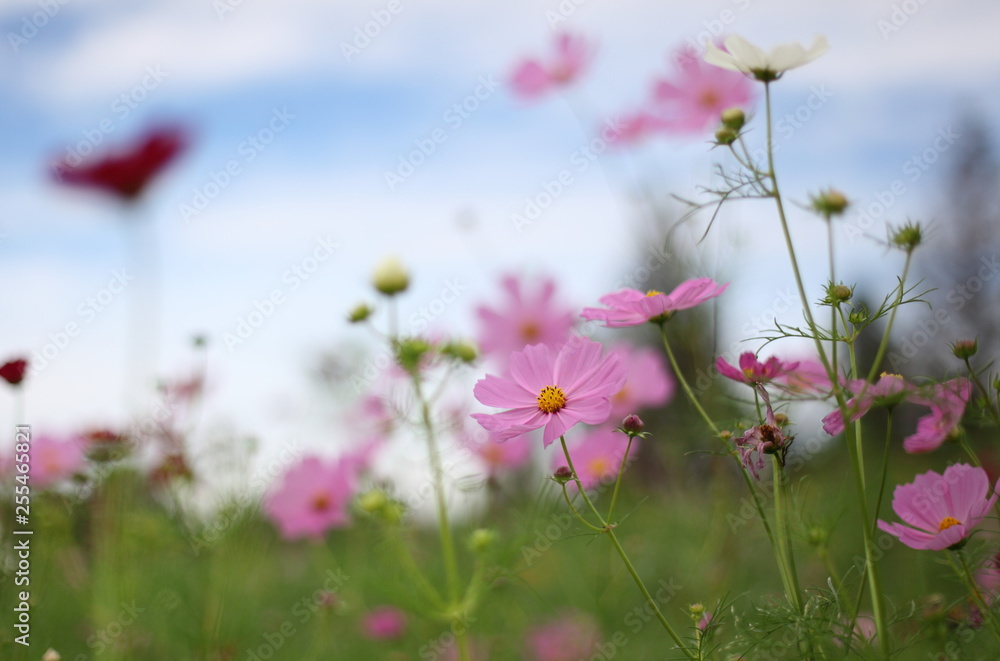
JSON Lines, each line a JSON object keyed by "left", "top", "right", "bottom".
{"left": 831, "top": 284, "right": 852, "bottom": 302}
{"left": 468, "top": 528, "right": 496, "bottom": 553}
{"left": 621, "top": 414, "right": 645, "bottom": 435}
{"left": 951, "top": 339, "right": 978, "bottom": 360}
{"left": 806, "top": 526, "right": 828, "bottom": 547}
{"left": 773, "top": 413, "right": 789, "bottom": 427}
{"left": 395, "top": 337, "right": 431, "bottom": 374}
{"left": 689, "top": 603, "right": 706, "bottom": 617}
{"left": 714, "top": 127, "right": 738, "bottom": 145}
{"left": 348, "top": 303, "right": 374, "bottom": 323}
{"left": 553, "top": 466, "right": 573, "bottom": 484}
{"left": 811, "top": 189, "right": 849, "bottom": 216}
{"left": 890, "top": 221, "right": 923, "bottom": 252}
{"left": 358, "top": 489, "right": 388, "bottom": 514}
{"left": 441, "top": 340, "right": 477, "bottom": 364}
{"left": 0, "top": 357, "right": 28, "bottom": 386}
{"left": 720, "top": 108, "right": 745, "bottom": 130}
{"left": 42, "top": 650, "right": 62, "bottom": 661}
{"left": 372, "top": 256, "right": 410, "bottom": 296}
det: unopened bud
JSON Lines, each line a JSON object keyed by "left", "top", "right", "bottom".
{"left": 807, "top": 526, "right": 828, "bottom": 547}
{"left": 720, "top": 108, "right": 745, "bottom": 130}
{"left": 890, "top": 221, "right": 923, "bottom": 252}
{"left": 553, "top": 466, "right": 573, "bottom": 484}
{"left": 441, "top": 340, "right": 477, "bottom": 364}
{"left": 832, "top": 284, "right": 852, "bottom": 302}
{"left": 951, "top": 339, "right": 978, "bottom": 360}
{"left": 714, "top": 127, "right": 738, "bottom": 145}
{"left": 468, "top": 528, "right": 496, "bottom": 553}
{"left": 372, "top": 256, "right": 410, "bottom": 296}
{"left": 621, "top": 414, "right": 645, "bottom": 435}
{"left": 811, "top": 189, "right": 849, "bottom": 216}
{"left": 348, "top": 303, "right": 374, "bottom": 323}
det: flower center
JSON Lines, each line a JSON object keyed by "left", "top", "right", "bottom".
{"left": 537, "top": 385, "right": 567, "bottom": 413}
{"left": 645, "top": 290, "right": 663, "bottom": 297}
{"left": 699, "top": 89, "right": 720, "bottom": 108}
{"left": 589, "top": 457, "right": 611, "bottom": 478}
{"left": 520, "top": 320, "right": 540, "bottom": 342}
{"left": 311, "top": 492, "right": 331, "bottom": 512}
{"left": 938, "top": 516, "right": 961, "bottom": 532}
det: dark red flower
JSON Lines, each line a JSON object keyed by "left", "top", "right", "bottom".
{"left": 0, "top": 358, "right": 27, "bottom": 386}
{"left": 52, "top": 125, "right": 189, "bottom": 201}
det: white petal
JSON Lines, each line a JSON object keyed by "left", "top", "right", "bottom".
{"left": 767, "top": 42, "right": 810, "bottom": 71}
{"left": 703, "top": 40, "right": 743, "bottom": 72}
{"left": 724, "top": 34, "right": 768, "bottom": 72}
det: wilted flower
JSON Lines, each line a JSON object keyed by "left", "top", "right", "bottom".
{"left": 704, "top": 35, "right": 829, "bottom": 81}
{"left": 472, "top": 337, "right": 625, "bottom": 447}
{"left": 877, "top": 464, "right": 998, "bottom": 551}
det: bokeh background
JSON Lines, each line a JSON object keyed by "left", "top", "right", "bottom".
{"left": 3, "top": 0, "right": 999, "bottom": 467}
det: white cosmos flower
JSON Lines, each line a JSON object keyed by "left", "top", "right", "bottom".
{"left": 704, "top": 35, "right": 828, "bottom": 81}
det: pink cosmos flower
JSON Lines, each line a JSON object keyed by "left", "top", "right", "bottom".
{"left": 526, "top": 611, "right": 602, "bottom": 661}
{"left": 903, "top": 378, "right": 970, "bottom": 454}
{"left": 264, "top": 456, "right": 355, "bottom": 540}
{"left": 580, "top": 278, "right": 729, "bottom": 328}
{"left": 362, "top": 606, "right": 407, "bottom": 640}
{"left": 976, "top": 550, "right": 1000, "bottom": 601}
{"left": 821, "top": 373, "right": 915, "bottom": 435}
{"left": 773, "top": 358, "right": 834, "bottom": 395}
{"left": 29, "top": 434, "right": 87, "bottom": 489}
{"left": 605, "top": 111, "right": 672, "bottom": 147}
{"left": 461, "top": 426, "right": 533, "bottom": 475}
{"left": 716, "top": 352, "right": 799, "bottom": 387}
{"left": 608, "top": 343, "right": 674, "bottom": 419}
{"left": 556, "top": 427, "right": 638, "bottom": 490}
{"left": 476, "top": 274, "right": 576, "bottom": 368}
{"left": 472, "top": 337, "right": 626, "bottom": 447}
{"left": 651, "top": 44, "right": 755, "bottom": 134}
{"left": 509, "top": 32, "right": 592, "bottom": 100}
{"left": 697, "top": 612, "right": 713, "bottom": 632}
{"left": 877, "top": 464, "right": 999, "bottom": 551}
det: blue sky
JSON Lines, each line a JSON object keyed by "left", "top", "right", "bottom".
{"left": 2, "top": 0, "right": 999, "bottom": 466}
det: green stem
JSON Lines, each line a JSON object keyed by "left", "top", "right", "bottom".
{"left": 559, "top": 437, "right": 696, "bottom": 660}
{"left": 386, "top": 527, "right": 446, "bottom": 611}
{"left": 660, "top": 327, "right": 778, "bottom": 552}
{"left": 950, "top": 550, "right": 1000, "bottom": 644}
{"left": 870, "top": 411, "right": 894, "bottom": 540}
{"left": 864, "top": 254, "right": 913, "bottom": 384}
{"left": 606, "top": 434, "right": 635, "bottom": 524}
{"left": 772, "top": 456, "right": 803, "bottom": 614}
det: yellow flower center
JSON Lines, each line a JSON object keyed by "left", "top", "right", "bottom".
{"left": 938, "top": 516, "right": 961, "bottom": 532}
{"left": 520, "top": 320, "right": 540, "bottom": 342}
{"left": 589, "top": 457, "right": 611, "bottom": 478}
{"left": 699, "top": 89, "right": 720, "bottom": 108}
{"left": 645, "top": 290, "right": 663, "bottom": 297}
{"left": 880, "top": 372, "right": 903, "bottom": 379}
{"left": 311, "top": 492, "right": 331, "bottom": 512}
{"left": 537, "top": 385, "right": 567, "bottom": 413}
